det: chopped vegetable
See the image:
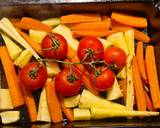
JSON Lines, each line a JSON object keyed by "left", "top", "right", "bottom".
{"left": 69, "top": 16, "right": 111, "bottom": 31}
{"left": 0, "top": 111, "right": 20, "bottom": 124}
{"left": 0, "top": 46, "right": 24, "bottom": 107}
{"left": 73, "top": 108, "right": 91, "bottom": 121}
{"left": 136, "top": 41, "right": 148, "bottom": 83}
{"left": 14, "top": 17, "right": 52, "bottom": 32}
{"left": 59, "top": 95, "right": 74, "bottom": 122}
{"left": 64, "top": 94, "right": 80, "bottom": 108}
{"left": 21, "top": 85, "right": 37, "bottom": 122}
{"left": 14, "top": 49, "right": 32, "bottom": 68}
{"left": 91, "top": 108, "right": 159, "bottom": 119}
{"left": 145, "top": 46, "right": 160, "bottom": 109}
{"left": 1, "top": 33, "right": 22, "bottom": 60}
{"left": 45, "top": 80, "right": 63, "bottom": 123}
{"left": 111, "top": 12, "right": 147, "bottom": 28}
{"left": 132, "top": 56, "right": 146, "bottom": 111}
{"left": 79, "top": 89, "right": 126, "bottom": 110}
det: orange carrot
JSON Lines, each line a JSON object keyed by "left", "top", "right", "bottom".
{"left": 132, "top": 56, "right": 146, "bottom": 111}
{"left": 59, "top": 95, "right": 74, "bottom": 122}
{"left": 119, "top": 80, "right": 127, "bottom": 103}
{"left": 20, "top": 85, "right": 37, "bottom": 122}
{"left": 143, "top": 88, "right": 154, "bottom": 111}
{"left": 145, "top": 46, "right": 160, "bottom": 109}
{"left": 45, "top": 81, "right": 63, "bottom": 123}
{"left": 69, "top": 16, "right": 111, "bottom": 31}
{"left": 0, "top": 46, "right": 24, "bottom": 107}
{"left": 111, "top": 12, "right": 147, "bottom": 28}
{"left": 13, "top": 17, "right": 52, "bottom": 32}
{"left": 73, "top": 30, "right": 119, "bottom": 38}
{"left": 60, "top": 14, "right": 102, "bottom": 24}
{"left": 17, "top": 29, "right": 43, "bottom": 56}
{"left": 9, "top": 18, "right": 20, "bottom": 23}
{"left": 136, "top": 41, "right": 148, "bottom": 83}
{"left": 112, "top": 26, "right": 150, "bottom": 43}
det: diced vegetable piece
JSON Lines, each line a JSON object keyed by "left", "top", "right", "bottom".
{"left": 73, "top": 108, "right": 91, "bottom": 121}
{"left": 46, "top": 62, "right": 60, "bottom": 77}
{"left": 106, "top": 77, "right": 123, "bottom": 100}
{"left": 60, "top": 14, "right": 101, "bottom": 24}
{"left": 29, "top": 30, "right": 47, "bottom": 44}
{"left": 107, "top": 32, "right": 129, "bottom": 54}
{"left": 117, "top": 66, "right": 127, "bottom": 79}
{"left": 0, "top": 18, "right": 40, "bottom": 59}
{"left": 53, "top": 25, "right": 79, "bottom": 51}
{"left": 125, "top": 30, "right": 135, "bottom": 56}
{"left": 64, "top": 94, "right": 80, "bottom": 108}
{"left": 79, "top": 89, "right": 126, "bottom": 110}
{"left": 42, "top": 18, "right": 60, "bottom": 26}
{"left": 1, "top": 33, "right": 22, "bottom": 60}
{"left": 14, "top": 49, "right": 32, "bottom": 68}
{"left": 0, "top": 111, "right": 20, "bottom": 124}
{"left": 0, "top": 46, "right": 24, "bottom": 107}
{"left": 98, "top": 38, "right": 113, "bottom": 50}
{"left": 91, "top": 108, "right": 159, "bottom": 119}
{"left": 0, "top": 89, "right": 13, "bottom": 110}
{"left": 37, "top": 88, "right": 51, "bottom": 122}
{"left": 126, "top": 55, "right": 134, "bottom": 111}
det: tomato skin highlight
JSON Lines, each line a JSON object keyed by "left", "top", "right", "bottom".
{"left": 104, "top": 47, "right": 126, "bottom": 70}
{"left": 77, "top": 36, "right": 104, "bottom": 62}
{"left": 19, "top": 62, "right": 48, "bottom": 91}
{"left": 55, "top": 69, "right": 82, "bottom": 97}
{"left": 90, "top": 68, "right": 115, "bottom": 91}
{"left": 41, "top": 33, "right": 68, "bottom": 60}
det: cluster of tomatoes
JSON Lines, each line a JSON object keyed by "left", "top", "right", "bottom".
{"left": 19, "top": 33, "right": 126, "bottom": 97}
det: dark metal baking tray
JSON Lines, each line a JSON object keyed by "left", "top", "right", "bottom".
{"left": 1, "top": 0, "right": 160, "bottom": 127}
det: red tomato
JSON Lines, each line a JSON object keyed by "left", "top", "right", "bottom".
{"left": 104, "top": 47, "right": 126, "bottom": 70}
{"left": 55, "top": 69, "right": 82, "bottom": 97}
{"left": 90, "top": 68, "right": 115, "bottom": 91}
{"left": 19, "top": 62, "right": 48, "bottom": 91}
{"left": 77, "top": 36, "right": 104, "bottom": 62}
{"left": 41, "top": 33, "right": 68, "bottom": 60}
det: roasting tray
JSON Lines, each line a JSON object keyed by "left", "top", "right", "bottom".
{"left": 1, "top": 0, "right": 160, "bottom": 127}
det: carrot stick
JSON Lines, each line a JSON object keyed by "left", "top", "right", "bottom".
{"left": 132, "top": 56, "right": 146, "bottom": 111}
{"left": 112, "top": 27, "right": 150, "bottom": 43}
{"left": 119, "top": 80, "right": 127, "bottom": 103}
{"left": 111, "top": 12, "right": 147, "bottom": 28}
{"left": 13, "top": 17, "right": 52, "bottom": 32}
{"left": 72, "top": 30, "right": 119, "bottom": 38}
{"left": 60, "top": 14, "right": 102, "bottom": 24}
{"left": 145, "top": 46, "right": 160, "bottom": 109}
{"left": 0, "top": 46, "right": 24, "bottom": 107}
{"left": 17, "top": 29, "right": 43, "bottom": 56}
{"left": 69, "top": 16, "right": 111, "bottom": 31}
{"left": 59, "top": 95, "right": 74, "bottom": 122}
{"left": 136, "top": 41, "right": 148, "bottom": 83}
{"left": 143, "top": 89, "right": 154, "bottom": 111}
{"left": 20, "top": 85, "right": 37, "bottom": 122}
{"left": 45, "top": 81, "right": 63, "bottom": 123}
